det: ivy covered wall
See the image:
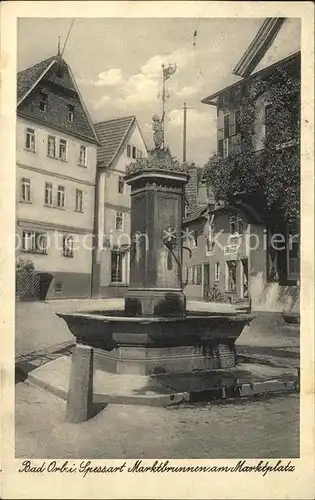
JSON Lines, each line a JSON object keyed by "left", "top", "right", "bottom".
{"left": 204, "top": 53, "right": 300, "bottom": 223}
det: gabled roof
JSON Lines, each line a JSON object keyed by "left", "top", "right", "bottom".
{"left": 17, "top": 55, "right": 100, "bottom": 145}
{"left": 233, "top": 18, "right": 286, "bottom": 78}
{"left": 94, "top": 116, "right": 137, "bottom": 168}
{"left": 202, "top": 51, "right": 300, "bottom": 106}
{"left": 17, "top": 56, "right": 56, "bottom": 103}
{"left": 183, "top": 206, "right": 208, "bottom": 224}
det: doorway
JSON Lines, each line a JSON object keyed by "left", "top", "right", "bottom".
{"left": 241, "top": 258, "right": 249, "bottom": 299}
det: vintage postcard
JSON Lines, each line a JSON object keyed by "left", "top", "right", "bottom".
{"left": 0, "top": 1, "right": 314, "bottom": 499}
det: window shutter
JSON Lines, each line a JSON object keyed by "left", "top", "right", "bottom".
{"left": 229, "top": 109, "right": 235, "bottom": 136}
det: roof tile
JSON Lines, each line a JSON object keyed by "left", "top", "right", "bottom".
{"left": 17, "top": 56, "right": 56, "bottom": 102}
{"left": 94, "top": 116, "right": 135, "bottom": 167}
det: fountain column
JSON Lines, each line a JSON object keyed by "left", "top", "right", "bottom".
{"left": 124, "top": 148, "right": 189, "bottom": 317}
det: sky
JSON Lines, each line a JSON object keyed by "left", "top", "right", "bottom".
{"left": 17, "top": 17, "right": 300, "bottom": 166}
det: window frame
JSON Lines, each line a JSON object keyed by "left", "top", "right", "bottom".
{"left": 21, "top": 178, "right": 31, "bottom": 203}
{"left": 44, "top": 182, "right": 53, "bottom": 206}
{"left": 75, "top": 188, "right": 83, "bottom": 212}
{"left": 58, "top": 138, "right": 68, "bottom": 161}
{"left": 214, "top": 261, "right": 220, "bottom": 282}
{"left": 39, "top": 92, "right": 48, "bottom": 112}
{"left": 67, "top": 104, "right": 74, "bottom": 122}
{"left": 224, "top": 114, "right": 230, "bottom": 139}
{"left": 115, "top": 211, "right": 124, "bottom": 231}
{"left": 118, "top": 176, "right": 125, "bottom": 194}
{"left": 235, "top": 109, "right": 241, "bottom": 134}
{"left": 78, "top": 145, "right": 87, "bottom": 167}
{"left": 223, "top": 137, "right": 229, "bottom": 158}
{"left": 110, "top": 250, "right": 124, "bottom": 283}
{"left": 126, "top": 144, "right": 131, "bottom": 157}
{"left": 56, "top": 185, "right": 65, "bottom": 209}
{"left": 22, "top": 230, "right": 47, "bottom": 254}
{"left": 25, "top": 127, "right": 36, "bottom": 152}
{"left": 47, "top": 135, "right": 57, "bottom": 158}
{"left": 62, "top": 234, "right": 74, "bottom": 258}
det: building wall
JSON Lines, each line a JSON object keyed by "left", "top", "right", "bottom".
{"left": 249, "top": 223, "right": 299, "bottom": 312}
{"left": 183, "top": 210, "right": 250, "bottom": 302}
{"left": 182, "top": 210, "right": 300, "bottom": 312}
{"left": 95, "top": 123, "right": 147, "bottom": 297}
{"left": 16, "top": 116, "right": 97, "bottom": 299}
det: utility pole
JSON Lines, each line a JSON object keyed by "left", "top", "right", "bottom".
{"left": 183, "top": 102, "right": 187, "bottom": 162}
{"left": 161, "top": 64, "right": 165, "bottom": 149}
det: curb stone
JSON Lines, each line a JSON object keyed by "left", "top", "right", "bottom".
{"left": 25, "top": 371, "right": 299, "bottom": 409}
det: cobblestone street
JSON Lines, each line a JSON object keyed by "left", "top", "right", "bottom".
{"left": 15, "top": 382, "right": 299, "bottom": 459}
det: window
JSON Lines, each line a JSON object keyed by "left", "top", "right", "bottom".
{"left": 235, "top": 109, "right": 241, "bottom": 134}
{"left": 79, "top": 145, "right": 87, "bottom": 166}
{"left": 132, "top": 146, "right": 136, "bottom": 159}
{"left": 25, "top": 128, "right": 36, "bottom": 152}
{"left": 22, "top": 231, "right": 47, "bottom": 254}
{"left": 57, "top": 185, "right": 65, "bottom": 208}
{"left": 44, "top": 182, "right": 53, "bottom": 206}
{"left": 126, "top": 144, "right": 131, "bottom": 157}
{"left": 39, "top": 92, "right": 48, "bottom": 112}
{"left": 192, "top": 265, "right": 202, "bottom": 285}
{"left": 118, "top": 176, "right": 124, "bottom": 194}
{"left": 21, "top": 178, "right": 31, "bottom": 202}
{"left": 62, "top": 235, "right": 74, "bottom": 258}
{"left": 115, "top": 212, "right": 123, "bottom": 231}
{"left": 47, "top": 135, "right": 56, "bottom": 158}
{"left": 218, "top": 139, "right": 224, "bottom": 157}
{"left": 224, "top": 114, "right": 230, "bottom": 139}
{"left": 215, "top": 262, "right": 220, "bottom": 282}
{"left": 75, "top": 189, "right": 83, "bottom": 212}
{"left": 223, "top": 138, "right": 229, "bottom": 158}
{"left": 111, "top": 251, "right": 123, "bottom": 283}
{"left": 136, "top": 149, "right": 143, "bottom": 159}
{"left": 187, "top": 266, "right": 193, "bottom": 284}
{"left": 59, "top": 139, "right": 67, "bottom": 161}
{"left": 55, "top": 282, "right": 63, "bottom": 292}
{"left": 67, "top": 104, "right": 74, "bottom": 122}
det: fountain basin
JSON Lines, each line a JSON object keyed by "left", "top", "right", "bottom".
{"left": 58, "top": 311, "right": 252, "bottom": 376}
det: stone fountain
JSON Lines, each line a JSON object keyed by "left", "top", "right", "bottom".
{"left": 58, "top": 146, "right": 252, "bottom": 423}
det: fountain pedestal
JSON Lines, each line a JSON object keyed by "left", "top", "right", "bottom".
{"left": 124, "top": 148, "right": 187, "bottom": 318}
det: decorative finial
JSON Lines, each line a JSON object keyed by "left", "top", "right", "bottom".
{"left": 57, "top": 36, "right": 61, "bottom": 57}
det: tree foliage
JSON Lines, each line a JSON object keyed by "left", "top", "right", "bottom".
{"left": 203, "top": 61, "right": 300, "bottom": 221}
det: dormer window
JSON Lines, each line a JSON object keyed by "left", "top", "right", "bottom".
{"left": 67, "top": 104, "right": 74, "bottom": 122}
{"left": 39, "top": 92, "right": 48, "bottom": 112}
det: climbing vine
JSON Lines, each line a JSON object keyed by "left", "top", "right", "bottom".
{"left": 203, "top": 58, "right": 300, "bottom": 221}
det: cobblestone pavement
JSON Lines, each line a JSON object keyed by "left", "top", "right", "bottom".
{"left": 15, "top": 382, "right": 299, "bottom": 459}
